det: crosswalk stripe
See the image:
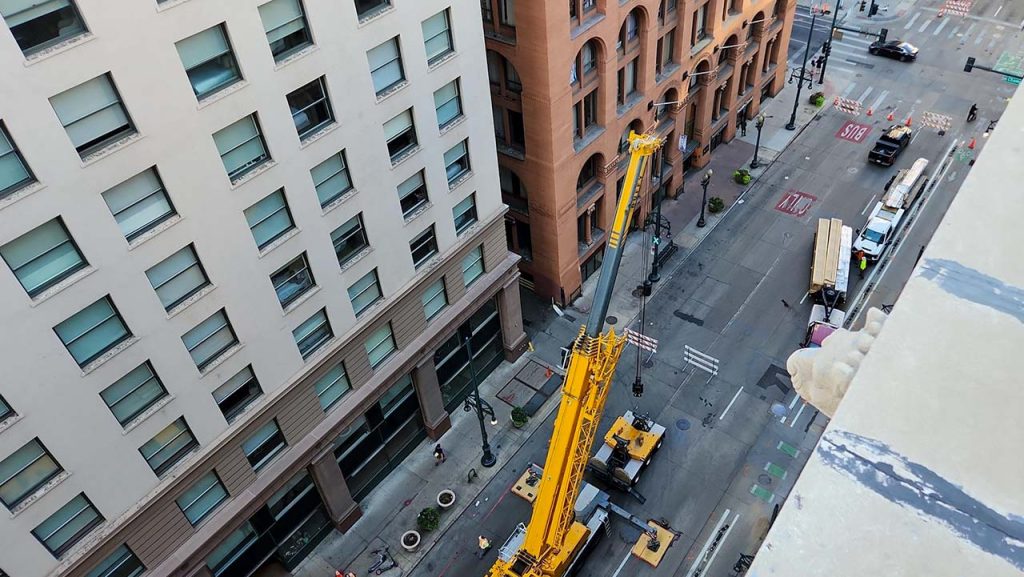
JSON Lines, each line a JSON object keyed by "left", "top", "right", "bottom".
{"left": 837, "top": 36, "right": 873, "bottom": 47}
{"left": 948, "top": 25, "right": 960, "bottom": 39}
{"left": 974, "top": 30, "right": 986, "bottom": 44}
{"left": 857, "top": 86, "right": 874, "bottom": 104}
{"left": 830, "top": 66, "right": 858, "bottom": 75}
{"left": 933, "top": 18, "right": 949, "bottom": 35}
{"left": 841, "top": 82, "right": 858, "bottom": 98}
{"left": 918, "top": 18, "right": 932, "bottom": 33}
{"left": 904, "top": 12, "right": 920, "bottom": 29}
{"left": 869, "top": 90, "right": 889, "bottom": 112}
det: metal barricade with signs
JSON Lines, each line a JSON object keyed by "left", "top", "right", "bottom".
{"left": 921, "top": 111, "right": 952, "bottom": 133}
{"left": 832, "top": 96, "right": 862, "bottom": 115}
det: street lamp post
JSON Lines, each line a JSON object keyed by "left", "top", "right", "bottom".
{"left": 750, "top": 114, "right": 768, "bottom": 169}
{"left": 463, "top": 335, "right": 496, "bottom": 467}
{"left": 786, "top": 4, "right": 829, "bottom": 130}
{"left": 697, "top": 170, "right": 713, "bottom": 228}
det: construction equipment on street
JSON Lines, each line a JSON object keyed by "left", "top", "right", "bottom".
{"left": 586, "top": 410, "right": 665, "bottom": 502}
{"left": 809, "top": 218, "right": 852, "bottom": 319}
{"left": 853, "top": 158, "right": 928, "bottom": 261}
{"left": 487, "top": 132, "right": 674, "bottom": 577}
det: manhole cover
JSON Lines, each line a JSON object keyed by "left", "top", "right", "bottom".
{"left": 676, "top": 419, "right": 691, "bottom": 431}
{"left": 758, "top": 474, "right": 773, "bottom": 486}
{"left": 606, "top": 315, "right": 618, "bottom": 325}
{"left": 847, "top": 167, "right": 859, "bottom": 174}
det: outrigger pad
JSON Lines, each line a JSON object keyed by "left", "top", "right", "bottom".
{"left": 511, "top": 464, "right": 543, "bottom": 503}
{"left": 631, "top": 522, "right": 674, "bottom": 567}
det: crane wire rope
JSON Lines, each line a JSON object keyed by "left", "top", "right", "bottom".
{"left": 633, "top": 164, "right": 653, "bottom": 395}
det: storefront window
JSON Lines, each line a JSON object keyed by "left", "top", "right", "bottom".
{"left": 434, "top": 299, "right": 504, "bottom": 412}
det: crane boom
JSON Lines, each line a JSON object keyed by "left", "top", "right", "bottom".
{"left": 487, "top": 132, "right": 664, "bottom": 577}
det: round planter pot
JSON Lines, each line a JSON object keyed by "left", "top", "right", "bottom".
{"left": 511, "top": 418, "right": 528, "bottom": 429}
{"left": 437, "top": 489, "right": 456, "bottom": 509}
{"left": 401, "top": 530, "right": 421, "bottom": 552}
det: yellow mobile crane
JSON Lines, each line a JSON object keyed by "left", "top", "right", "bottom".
{"left": 487, "top": 132, "right": 667, "bottom": 577}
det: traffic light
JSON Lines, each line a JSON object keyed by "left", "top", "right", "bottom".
{"left": 869, "top": 3, "right": 879, "bottom": 16}
{"left": 879, "top": 28, "right": 888, "bottom": 43}
{"left": 825, "top": 43, "right": 832, "bottom": 57}
{"left": 860, "top": 0, "right": 866, "bottom": 11}
{"left": 964, "top": 57, "right": 976, "bottom": 72}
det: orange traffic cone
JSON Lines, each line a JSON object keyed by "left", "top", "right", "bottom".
{"left": 886, "top": 111, "right": 894, "bottom": 121}
{"left": 905, "top": 116, "right": 912, "bottom": 127}
{"left": 968, "top": 137, "right": 976, "bottom": 149}
{"left": 545, "top": 367, "right": 553, "bottom": 379}
{"left": 867, "top": 107, "right": 873, "bottom": 116}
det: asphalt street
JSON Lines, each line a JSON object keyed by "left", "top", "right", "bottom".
{"left": 404, "top": 3, "right": 1020, "bottom": 577}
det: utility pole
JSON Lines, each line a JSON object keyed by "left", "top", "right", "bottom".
{"left": 786, "top": 4, "right": 829, "bottom": 130}
{"left": 697, "top": 170, "right": 712, "bottom": 228}
{"left": 818, "top": 0, "right": 842, "bottom": 84}
{"left": 464, "top": 335, "right": 496, "bottom": 467}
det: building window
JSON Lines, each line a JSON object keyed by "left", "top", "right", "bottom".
{"left": 100, "top": 362, "right": 168, "bottom": 426}
{"left": 331, "top": 214, "right": 369, "bottom": 266}
{"left": 347, "top": 269, "right": 382, "bottom": 317}
{"left": 572, "top": 40, "right": 598, "bottom": 85}
{"left": 85, "top": 545, "right": 145, "bottom": 577}
{"left": 1, "top": 217, "right": 87, "bottom": 297}
{"left": 287, "top": 77, "right": 333, "bottom": 139}
{"left": 244, "top": 189, "right": 294, "bottom": 250}
{"left": 213, "top": 366, "right": 262, "bottom": 423}
{"left": 175, "top": 24, "right": 241, "bottom": 100}
{"left": 293, "top": 308, "right": 332, "bottom": 359}
{"left": 577, "top": 155, "right": 599, "bottom": 191}
{"left": 397, "top": 170, "right": 429, "bottom": 218}
{"left": 50, "top": 74, "right": 135, "bottom": 158}
{"left": 384, "top": 109, "right": 417, "bottom": 162}
{"left": 0, "top": 439, "right": 62, "bottom": 509}
{"left": 453, "top": 193, "right": 478, "bottom": 234}
{"left": 271, "top": 253, "right": 314, "bottom": 307}
{"left": 409, "top": 225, "right": 438, "bottom": 269}
{"left": 657, "top": 29, "right": 676, "bottom": 74}
{"left": 499, "top": 0, "right": 516, "bottom": 26}
{"left": 354, "top": 0, "right": 390, "bottom": 20}
{"left": 692, "top": 3, "right": 708, "bottom": 45}
{"left": 242, "top": 420, "right": 286, "bottom": 471}
{"left": 214, "top": 114, "right": 270, "bottom": 181}
{"left": 259, "top": 0, "right": 312, "bottom": 61}
{"left": 422, "top": 277, "right": 448, "bottom": 320}
{"left": 32, "top": 493, "right": 103, "bottom": 558}
{"left": 433, "top": 79, "right": 463, "bottom": 128}
{"left": 311, "top": 151, "right": 353, "bottom": 207}
{"left": 140, "top": 417, "right": 198, "bottom": 477}
{"left": 182, "top": 309, "right": 238, "bottom": 371}
{"left": 364, "top": 323, "right": 397, "bottom": 368}
{"left": 0, "top": 394, "right": 13, "bottom": 422}
{"left": 206, "top": 523, "right": 257, "bottom": 576}
{"left": 314, "top": 362, "right": 351, "bottom": 411}
{"left": 462, "top": 246, "right": 485, "bottom": 286}
{"left": 368, "top": 37, "right": 405, "bottom": 95}
{"left": 176, "top": 472, "right": 228, "bottom": 526}
{"left": 1, "top": 0, "right": 86, "bottom": 55}
{"left": 573, "top": 90, "right": 598, "bottom": 139}
{"left": 617, "top": 58, "right": 638, "bottom": 104}
{"left": 146, "top": 245, "right": 209, "bottom": 311}
{"left": 422, "top": 9, "right": 453, "bottom": 64}
{"left": 101, "top": 168, "right": 176, "bottom": 241}
{"left": 0, "top": 121, "right": 34, "bottom": 198}
{"left": 444, "top": 139, "right": 471, "bottom": 183}
{"left": 55, "top": 297, "right": 131, "bottom": 367}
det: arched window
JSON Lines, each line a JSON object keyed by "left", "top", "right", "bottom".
{"left": 658, "top": 0, "right": 678, "bottom": 24}
{"left": 487, "top": 50, "right": 522, "bottom": 94}
{"left": 572, "top": 39, "right": 601, "bottom": 85}
{"left": 619, "top": 119, "right": 644, "bottom": 153}
{"left": 618, "top": 9, "right": 643, "bottom": 52}
{"left": 577, "top": 154, "right": 603, "bottom": 192}
{"left": 655, "top": 88, "right": 678, "bottom": 121}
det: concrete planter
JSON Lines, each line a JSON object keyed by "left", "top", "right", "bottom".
{"left": 437, "top": 489, "right": 456, "bottom": 509}
{"left": 401, "top": 530, "right": 421, "bottom": 552}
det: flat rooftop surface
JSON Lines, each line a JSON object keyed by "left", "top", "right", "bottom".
{"left": 748, "top": 93, "right": 1024, "bottom": 575}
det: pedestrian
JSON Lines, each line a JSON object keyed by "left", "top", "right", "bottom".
{"left": 740, "top": 116, "right": 748, "bottom": 136}
{"left": 858, "top": 255, "right": 868, "bottom": 278}
{"left": 433, "top": 444, "right": 446, "bottom": 466}
{"left": 477, "top": 535, "right": 492, "bottom": 559}
{"left": 967, "top": 103, "right": 978, "bottom": 122}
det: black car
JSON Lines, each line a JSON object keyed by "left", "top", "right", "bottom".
{"left": 869, "top": 40, "right": 919, "bottom": 61}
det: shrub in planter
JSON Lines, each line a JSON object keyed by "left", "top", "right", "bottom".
{"left": 808, "top": 91, "right": 825, "bottom": 105}
{"left": 708, "top": 197, "right": 726, "bottom": 214}
{"left": 417, "top": 507, "right": 441, "bottom": 532}
{"left": 733, "top": 169, "right": 751, "bottom": 185}
{"left": 511, "top": 406, "right": 529, "bottom": 428}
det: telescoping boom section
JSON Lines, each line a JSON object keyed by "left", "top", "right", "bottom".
{"left": 486, "top": 132, "right": 664, "bottom": 577}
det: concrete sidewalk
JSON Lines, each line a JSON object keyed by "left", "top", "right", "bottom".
{"left": 292, "top": 60, "right": 858, "bottom": 577}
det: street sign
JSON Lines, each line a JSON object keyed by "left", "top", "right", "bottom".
{"left": 835, "top": 120, "right": 871, "bottom": 142}
{"left": 774, "top": 190, "right": 818, "bottom": 217}
{"left": 1005, "top": 76, "right": 1022, "bottom": 85}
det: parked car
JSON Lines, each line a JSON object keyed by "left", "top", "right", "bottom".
{"left": 868, "top": 40, "right": 919, "bottom": 61}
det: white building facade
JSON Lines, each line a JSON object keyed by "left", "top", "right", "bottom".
{"left": 0, "top": 1, "right": 525, "bottom": 576}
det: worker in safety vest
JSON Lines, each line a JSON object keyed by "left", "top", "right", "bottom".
{"left": 858, "top": 254, "right": 868, "bottom": 278}
{"left": 477, "top": 535, "right": 492, "bottom": 558}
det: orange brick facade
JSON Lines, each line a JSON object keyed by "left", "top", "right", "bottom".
{"left": 483, "top": 0, "right": 796, "bottom": 304}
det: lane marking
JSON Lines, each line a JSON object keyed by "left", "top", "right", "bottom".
{"left": 789, "top": 401, "right": 807, "bottom": 428}
{"left": 765, "top": 462, "right": 788, "bottom": 480}
{"left": 720, "top": 387, "right": 744, "bottom": 421}
{"left": 609, "top": 550, "right": 633, "bottom": 577}
{"left": 777, "top": 441, "right": 800, "bottom": 458}
{"left": 869, "top": 90, "right": 889, "bottom": 113}
{"left": 856, "top": 86, "right": 874, "bottom": 104}
{"left": 684, "top": 510, "right": 733, "bottom": 577}
{"left": 993, "top": 4, "right": 1003, "bottom": 18}
{"left": 788, "top": 395, "right": 800, "bottom": 410}
{"left": 904, "top": 12, "right": 920, "bottom": 29}
{"left": 933, "top": 18, "right": 949, "bottom": 36}
{"left": 918, "top": 18, "right": 932, "bottom": 33}
{"left": 861, "top": 194, "right": 877, "bottom": 215}
{"left": 910, "top": 131, "right": 920, "bottom": 145}
{"left": 799, "top": 291, "right": 810, "bottom": 304}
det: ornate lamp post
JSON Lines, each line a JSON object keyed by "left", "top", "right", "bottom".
{"left": 697, "top": 170, "right": 713, "bottom": 228}
{"left": 750, "top": 113, "right": 769, "bottom": 169}
{"left": 786, "top": 3, "right": 830, "bottom": 131}
{"left": 463, "top": 335, "right": 496, "bottom": 467}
